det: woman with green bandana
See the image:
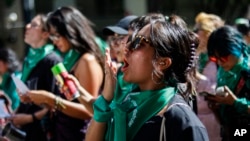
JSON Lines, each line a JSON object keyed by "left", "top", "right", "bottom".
{"left": 206, "top": 26, "right": 250, "bottom": 141}
{"left": 0, "top": 47, "right": 21, "bottom": 111}
{"left": 85, "top": 14, "right": 208, "bottom": 141}
{"left": 47, "top": 6, "right": 104, "bottom": 101}
{"left": 26, "top": 6, "right": 104, "bottom": 141}
{"left": 9, "top": 14, "right": 62, "bottom": 141}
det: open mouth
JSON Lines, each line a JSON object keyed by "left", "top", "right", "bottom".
{"left": 121, "top": 59, "right": 129, "bottom": 72}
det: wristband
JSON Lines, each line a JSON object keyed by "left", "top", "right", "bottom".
{"left": 32, "top": 113, "right": 38, "bottom": 122}
{"left": 93, "top": 95, "right": 113, "bottom": 122}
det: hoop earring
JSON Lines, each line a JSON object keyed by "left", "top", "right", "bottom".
{"left": 151, "top": 70, "right": 164, "bottom": 84}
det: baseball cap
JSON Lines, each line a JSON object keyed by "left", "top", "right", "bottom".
{"left": 235, "top": 18, "right": 250, "bottom": 35}
{"left": 103, "top": 15, "right": 138, "bottom": 36}
{"left": 235, "top": 18, "right": 249, "bottom": 26}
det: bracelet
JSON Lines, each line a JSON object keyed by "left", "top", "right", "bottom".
{"left": 32, "top": 113, "right": 38, "bottom": 122}
{"left": 54, "top": 96, "right": 66, "bottom": 111}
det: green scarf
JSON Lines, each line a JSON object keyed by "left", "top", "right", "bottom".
{"left": 0, "top": 72, "right": 21, "bottom": 110}
{"left": 106, "top": 87, "right": 175, "bottom": 141}
{"left": 217, "top": 57, "right": 247, "bottom": 90}
{"left": 21, "top": 44, "right": 54, "bottom": 81}
{"left": 95, "top": 37, "right": 108, "bottom": 55}
{"left": 60, "top": 49, "right": 81, "bottom": 71}
{"left": 114, "top": 67, "right": 137, "bottom": 103}
{"left": 217, "top": 56, "right": 249, "bottom": 125}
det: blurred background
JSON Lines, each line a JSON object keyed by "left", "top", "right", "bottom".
{"left": 0, "top": 0, "right": 249, "bottom": 60}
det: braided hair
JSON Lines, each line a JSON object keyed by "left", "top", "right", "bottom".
{"left": 149, "top": 18, "right": 199, "bottom": 95}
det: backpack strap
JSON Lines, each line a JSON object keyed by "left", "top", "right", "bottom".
{"left": 159, "top": 101, "right": 191, "bottom": 141}
{"left": 235, "top": 69, "right": 250, "bottom": 96}
{"left": 159, "top": 116, "right": 166, "bottom": 141}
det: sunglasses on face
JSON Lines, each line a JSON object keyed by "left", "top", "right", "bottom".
{"left": 127, "top": 35, "right": 151, "bottom": 51}
{"left": 210, "top": 55, "right": 229, "bottom": 63}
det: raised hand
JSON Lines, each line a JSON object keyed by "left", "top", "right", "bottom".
{"left": 102, "top": 48, "right": 118, "bottom": 102}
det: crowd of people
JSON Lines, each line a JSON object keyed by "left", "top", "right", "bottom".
{"left": 0, "top": 5, "right": 250, "bottom": 141}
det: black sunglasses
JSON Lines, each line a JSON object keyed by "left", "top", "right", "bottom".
{"left": 127, "top": 35, "right": 151, "bottom": 51}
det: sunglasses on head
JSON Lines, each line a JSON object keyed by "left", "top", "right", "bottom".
{"left": 127, "top": 35, "right": 151, "bottom": 51}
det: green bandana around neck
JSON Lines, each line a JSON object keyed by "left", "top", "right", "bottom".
{"left": 217, "top": 57, "right": 249, "bottom": 125}
{"left": 21, "top": 44, "right": 54, "bottom": 81}
{"left": 61, "top": 49, "right": 81, "bottom": 71}
{"left": 106, "top": 86, "right": 176, "bottom": 141}
{"left": 114, "top": 68, "right": 138, "bottom": 103}
{"left": 217, "top": 57, "right": 248, "bottom": 90}
{"left": 0, "top": 72, "right": 21, "bottom": 110}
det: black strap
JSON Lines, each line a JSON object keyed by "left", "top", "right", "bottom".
{"left": 234, "top": 69, "right": 250, "bottom": 96}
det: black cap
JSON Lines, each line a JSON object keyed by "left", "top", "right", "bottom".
{"left": 235, "top": 18, "right": 250, "bottom": 35}
{"left": 103, "top": 15, "right": 138, "bottom": 36}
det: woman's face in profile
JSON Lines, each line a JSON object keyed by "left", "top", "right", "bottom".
{"left": 122, "top": 24, "right": 155, "bottom": 85}
{"left": 49, "top": 26, "right": 71, "bottom": 53}
{"left": 24, "top": 15, "right": 45, "bottom": 48}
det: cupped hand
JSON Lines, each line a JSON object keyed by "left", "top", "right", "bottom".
{"left": 64, "top": 74, "right": 81, "bottom": 90}
{"left": 60, "top": 74, "right": 80, "bottom": 97}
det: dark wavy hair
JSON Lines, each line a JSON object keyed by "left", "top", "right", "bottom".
{"left": 0, "top": 47, "right": 21, "bottom": 73}
{"left": 46, "top": 6, "right": 104, "bottom": 69}
{"left": 129, "top": 13, "right": 166, "bottom": 31}
{"left": 130, "top": 14, "right": 198, "bottom": 95}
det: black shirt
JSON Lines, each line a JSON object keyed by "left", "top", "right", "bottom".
{"left": 133, "top": 94, "right": 209, "bottom": 141}
{"left": 17, "top": 52, "right": 62, "bottom": 141}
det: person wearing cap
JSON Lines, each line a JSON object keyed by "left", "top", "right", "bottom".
{"left": 103, "top": 15, "right": 138, "bottom": 102}
{"left": 234, "top": 18, "right": 250, "bottom": 48}
{"left": 103, "top": 15, "right": 138, "bottom": 63}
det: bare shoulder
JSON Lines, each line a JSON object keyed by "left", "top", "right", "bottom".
{"left": 75, "top": 53, "right": 100, "bottom": 69}
{"left": 80, "top": 53, "right": 96, "bottom": 63}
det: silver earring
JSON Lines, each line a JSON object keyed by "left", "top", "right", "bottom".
{"left": 159, "top": 62, "right": 165, "bottom": 65}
